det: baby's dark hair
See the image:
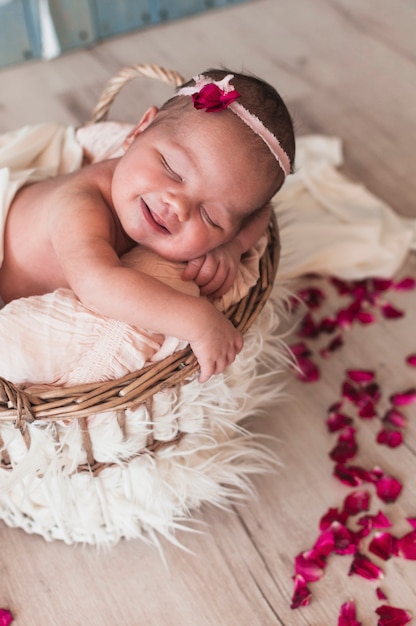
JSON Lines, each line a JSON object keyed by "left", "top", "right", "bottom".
{"left": 161, "top": 68, "right": 295, "bottom": 194}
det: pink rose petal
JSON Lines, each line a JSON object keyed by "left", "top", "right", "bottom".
{"left": 375, "top": 605, "right": 412, "bottom": 626}
{"left": 373, "top": 278, "right": 393, "bottom": 292}
{"left": 342, "top": 381, "right": 360, "bottom": 403}
{"left": 294, "top": 551, "right": 326, "bottom": 582}
{"left": 376, "top": 428, "right": 403, "bottom": 448}
{"left": 358, "top": 401, "right": 377, "bottom": 419}
{"left": 329, "top": 428, "right": 358, "bottom": 464}
{"left": 356, "top": 510, "right": 392, "bottom": 540}
{"left": 318, "top": 316, "right": 337, "bottom": 333}
{"left": 334, "top": 464, "right": 363, "bottom": 487}
{"left": 290, "top": 574, "right": 312, "bottom": 609}
{"left": 334, "top": 464, "right": 383, "bottom": 487}
{"left": 326, "top": 412, "right": 354, "bottom": 433}
{"left": 383, "top": 408, "right": 408, "bottom": 429}
{"left": 356, "top": 310, "right": 376, "bottom": 324}
{"left": 331, "top": 521, "right": 358, "bottom": 555}
{"left": 342, "top": 380, "right": 381, "bottom": 413}
{"left": 349, "top": 552, "right": 383, "bottom": 580}
{"left": 338, "top": 600, "right": 362, "bottom": 626}
{"left": 368, "top": 531, "right": 397, "bottom": 560}
{"left": 320, "top": 335, "right": 344, "bottom": 357}
{"left": 289, "top": 342, "right": 311, "bottom": 358}
{"left": 313, "top": 527, "right": 336, "bottom": 557}
{"left": 364, "top": 381, "right": 382, "bottom": 402}
{"left": 376, "top": 475, "right": 403, "bottom": 503}
{"left": 319, "top": 507, "right": 348, "bottom": 530}
{"left": 376, "top": 587, "right": 388, "bottom": 601}
{"left": 298, "top": 312, "right": 319, "bottom": 338}
{"left": 331, "top": 277, "right": 351, "bottom": 295}
{"left": 396, "top": 529, "right": 416, "bottom": 560}
{"left": 352, "top": 280, "right": 370, "bottom": 300}
{"left": 0, "top": 610, "right": 13, "bottom": 626}
{"left": 295, "top": 356, "right": 320, "bottom": 382}
{"left": 358, "top": 510, "right": 392, "bottom": 530}
{"left": 355, "top": 524, "right": 372, "bottom": 541}
{"left": 390, "top": 389, "right": 416, "bottom": 406}
{"left": 343, "top": 490, "right": 371, "bottom": 516}
{"left": 355, "top": 382, "right": 381, "bottom": 408}
{"left": 406, "top": 354, "right": 416, "bottom": 367}
{"left": 360, "top": 465, "right": 384, "bottom": 484}
{"left": 406, "top": 517, "right": 416, "bottom": 529}
{"left": 328, "top": 401, "right": 343, "bottom": 412}
{"left": 298, "top": 287, "right": 326, "bottom": 309}
{"left": 336, "top": 306, "right": 357, "bottom": 329}
{"left": 394, "top": 276, "right": 415, "bottom": 291}
{"left": 381, "top": 302, "right": 404, "bottom": 319}
{"left": 347, "top": 369, "right": 375, "bottom": 384}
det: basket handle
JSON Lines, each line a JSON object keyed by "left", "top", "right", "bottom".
{"left": 90, "top": 63, "right": 186, "bottom": 124}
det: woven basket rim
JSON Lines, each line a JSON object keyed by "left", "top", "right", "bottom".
{"left": 0, "top": 63, "right": 281, "bottom": 429}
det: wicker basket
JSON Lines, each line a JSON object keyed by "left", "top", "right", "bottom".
{"left": 0, "top": 64, "right": 280, "bottom": 478}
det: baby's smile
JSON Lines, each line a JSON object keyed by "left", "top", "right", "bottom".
{"left": 141, "top": 198, "right": 171, "bottom": 234}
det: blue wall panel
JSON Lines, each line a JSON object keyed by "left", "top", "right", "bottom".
{"left": 0, "top": 0, "right": 250, "bottom": 68}
{"left": 156, "top": 0, "right": 207, "bottom": 22}
{"left": 91, "top": 0, "right": 156, "bottom": 39}
{"left": 0, "top": 0, "right": 38, "bottom": 66}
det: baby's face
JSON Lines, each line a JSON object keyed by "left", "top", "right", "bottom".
{"left": 111, "top": 106, "right": 274, "bottom": 262}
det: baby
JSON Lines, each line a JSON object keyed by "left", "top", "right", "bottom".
{"left": 0, "top": 69, "right": 295, "bottom": 382}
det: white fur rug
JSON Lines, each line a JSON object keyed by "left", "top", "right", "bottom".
{"left": 0, "top": 285, "right": 291, "bottom": 547}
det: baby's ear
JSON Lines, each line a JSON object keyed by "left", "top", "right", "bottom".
{"left": 122, "top": 106, "right": 159, "bottom": 149}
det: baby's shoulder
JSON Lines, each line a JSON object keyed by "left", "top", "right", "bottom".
{"left": 74, "top": 158, "right": 117, "bottom": 191}
{"left": 60, "top": 159, "right": 118, "bottom": 213}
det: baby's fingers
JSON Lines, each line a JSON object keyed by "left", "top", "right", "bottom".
{"left": 182, "top": 256, "right": 206, "bottom": 281}
{"left": 197, "top": 334, "right": 243, "bottom": 383}
{"left": 192, "top": 257, "right": 222, "bottom": 288}
{"left": 200, "top": 270, "right": 236, "bottom": 299}
{"left": 198, "top": 364, "right": 216, "bottom": 384}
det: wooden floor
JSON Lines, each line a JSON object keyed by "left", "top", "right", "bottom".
{"left": 1, "top": 0, "right": 416, "bottom": 624}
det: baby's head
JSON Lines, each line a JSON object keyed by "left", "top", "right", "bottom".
{"left": 164, "top": 69, "right": 294, "bottom": 195}
{"left": 114, "top": 69, "right": 295, "bottom": 261}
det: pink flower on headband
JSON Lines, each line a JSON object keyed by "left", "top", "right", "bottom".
{"left": 192, "top": 83, "right": 240, "bottom": 112}
{"left": 177, "top": 74, "right": 291, "bottom": 176}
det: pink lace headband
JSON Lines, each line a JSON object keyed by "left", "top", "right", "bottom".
{"left": 177, "top": 74, "right": 291, "bottom": 178}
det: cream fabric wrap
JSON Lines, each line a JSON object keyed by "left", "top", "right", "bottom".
{"left": 275, "top": 135, "right": 416, "bottom": 280}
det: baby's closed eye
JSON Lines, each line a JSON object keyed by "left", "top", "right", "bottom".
{"left": 161, "top": 155, "right": 183, "bottom": 183}
{"left": 200, "top": 205, "right": 222, "bottom": 230}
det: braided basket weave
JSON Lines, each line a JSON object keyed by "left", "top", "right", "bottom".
{"left": 0, "top": 64, "right": 280, "bottom": 476}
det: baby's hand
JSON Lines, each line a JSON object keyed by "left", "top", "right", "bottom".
{"left": 182, "top": 240, "right": 243, "bottom": 299}
{"left": 189, "top": 301, "right": 243, "bottom": 383}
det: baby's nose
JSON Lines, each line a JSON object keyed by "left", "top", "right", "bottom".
{"left": 170, "top": 194, "right": 192, "bottom": 223}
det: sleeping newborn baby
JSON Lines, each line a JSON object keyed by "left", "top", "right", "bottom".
{"left": 0, "top": 120, "right": 265, "bottom": 389}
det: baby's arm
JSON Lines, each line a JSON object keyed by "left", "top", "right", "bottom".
{"left": 182, "top": 203, "right": 271, "bottom": 298}
{"left": 52, "top": 205, "right": 242, "bottom": 383}
{"left": 83, "top": 262, "right": 242, "bottom": 382}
